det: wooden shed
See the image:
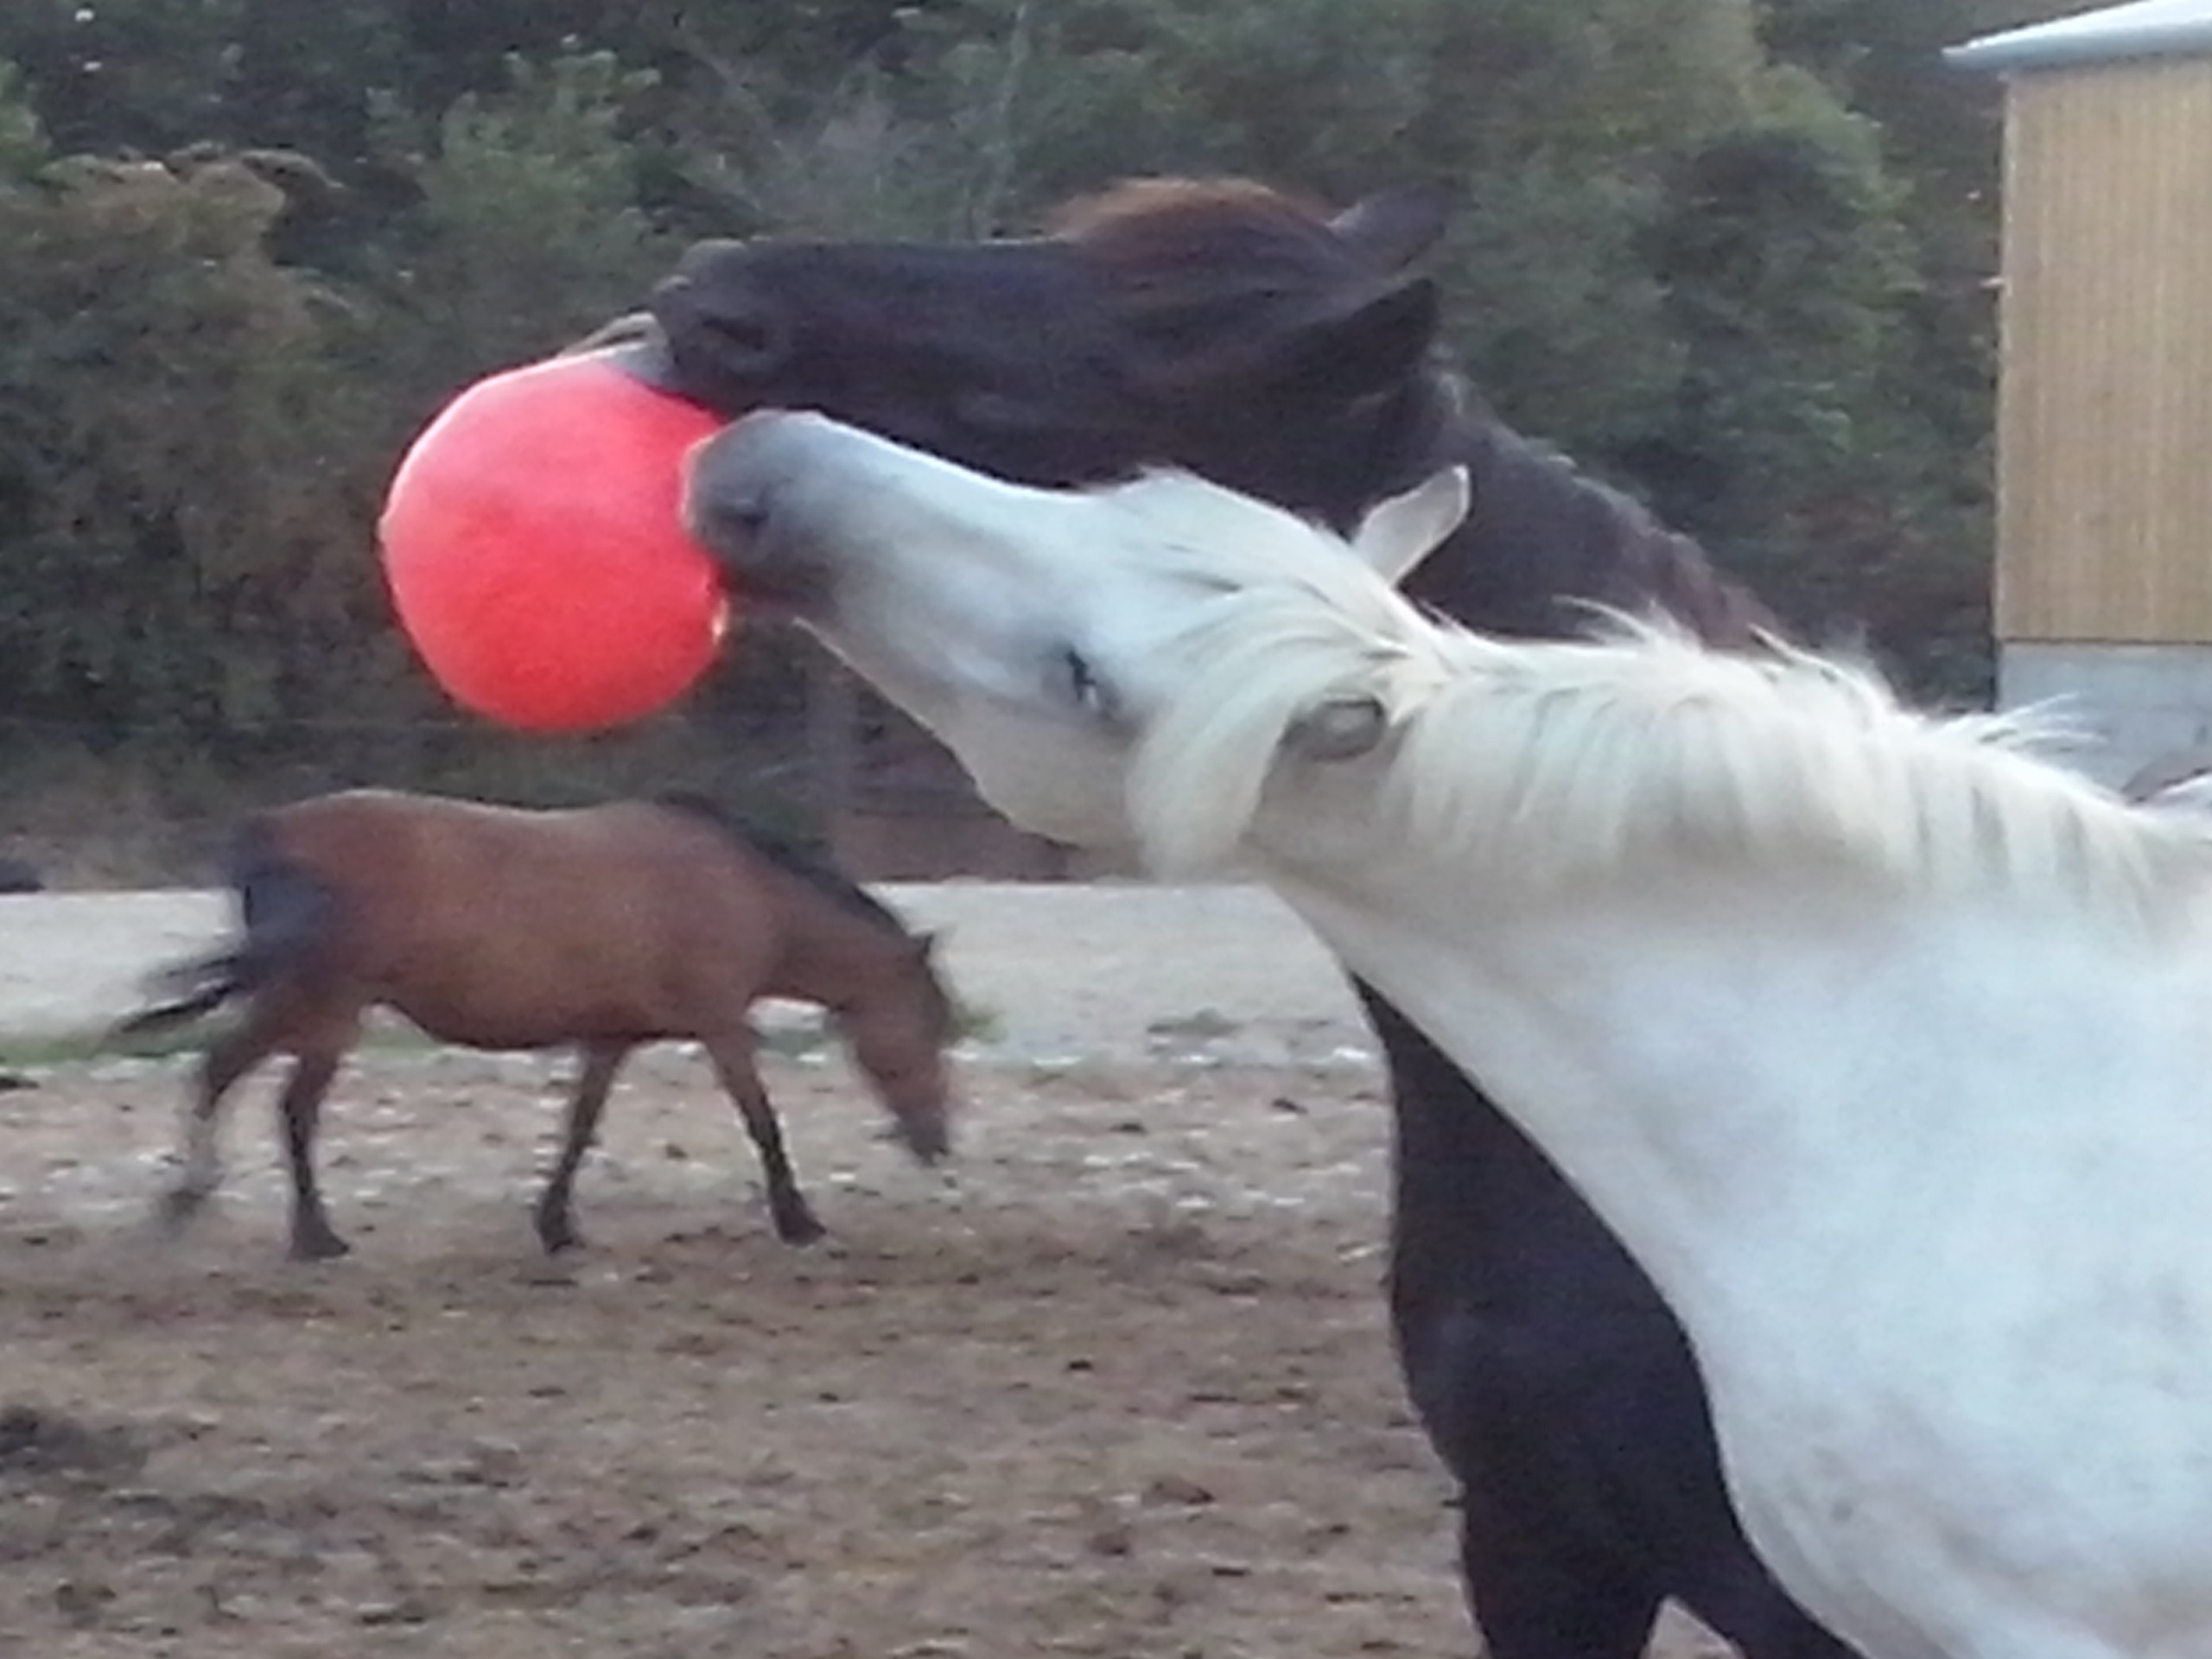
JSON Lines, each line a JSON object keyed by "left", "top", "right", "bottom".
{"left": 1948, "top": 0, "right": 2212, "bottom": 786}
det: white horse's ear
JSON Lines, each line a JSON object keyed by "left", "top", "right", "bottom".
{"left": 1349, "top": 467, "right": 1470, "bottom": 587}
{"left": 1283, "top": 695, "right": 1389, "bottom": 762}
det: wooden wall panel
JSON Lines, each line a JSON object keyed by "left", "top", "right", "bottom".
{"left": 1996, "top": 60, "right": 2212, "bottom": 643}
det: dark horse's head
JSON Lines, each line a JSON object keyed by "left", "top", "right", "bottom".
{"left": 638, "top": 175, "right": 1769, "bottom": 645}
{"left": 646, "top": 179, "right": 1461, "bottom": 532}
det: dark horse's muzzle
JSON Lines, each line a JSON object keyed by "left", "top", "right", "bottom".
{"left": 652, "top": 249, "right": 796, "bottom": 402}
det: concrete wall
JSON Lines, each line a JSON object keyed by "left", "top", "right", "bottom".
{"left": 1999, "top": 641, "right": 2212, "bottom": 788}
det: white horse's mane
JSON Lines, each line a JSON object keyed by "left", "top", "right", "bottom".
{"left": 1103, "top": 473, "right": 2212, "bottom": 923}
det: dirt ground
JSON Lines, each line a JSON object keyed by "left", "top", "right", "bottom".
{"left": 0, "top": 887, "right": 1728, "bottom": 1659}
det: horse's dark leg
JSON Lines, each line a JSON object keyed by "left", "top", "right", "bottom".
{"left": 535, "top": 1040, "right": 629, "bottom": 1253}
{"left": 1673, "top": 1557, "right": 1859, "bottom": 1659}
{"left": 158, "top": 1001, "right": 289, "bottom": 1229}
{"left": 1359, "top": 985, "right": 1850, "bottom": 1659}
{"left": 275, "top": 1051, "right": 348, "bottom": 1261}
{"left": 1456, "top": 1483, "right": 1663, "bottom": 1659}
{"left": 697, "top": 1027, "right": 824, "bottom": 1244}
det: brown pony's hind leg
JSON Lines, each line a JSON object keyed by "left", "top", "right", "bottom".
{"left": 535, "top": 1040, "right": 630, "bottom": 1254}
{"left": 273, "top": 1009, "right": 361, "bottom": 1262}
{"left": 159, "top": 997, "right": 292, "bottom": 1230}
{"left": 697, "top": 1027, "right": 825, "bottom": 1245}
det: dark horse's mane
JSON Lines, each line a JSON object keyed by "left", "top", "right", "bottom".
{"left": 1052, "top": 178, "right": 1775, "bottom": 649}
{"left": 651, "top": 791, "right": 912, "bottom": 938}
{"left": 1049, "top": 178, "right": 1392, "bottom": 333}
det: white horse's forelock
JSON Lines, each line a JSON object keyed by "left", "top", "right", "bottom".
{"left": 1109, "top": 473, "right": 1452, "bottom": 875}
{"left": 1118, "top": 511, "right": 2212, "bottom": 921}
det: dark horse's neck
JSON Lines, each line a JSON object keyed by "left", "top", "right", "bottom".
{"left": 1319, "top": 366, "right": 1774, "bottom": 1227}
{"left": 1324, "top": 368, "right": 1776, "bottom": 650}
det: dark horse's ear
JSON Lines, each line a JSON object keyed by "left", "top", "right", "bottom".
{"left": 1265, "top": 275, "right": 1442, "bottom": 400}
{"left": 1328, "top": 184, "right": 1457, "bottom": 276}
{"left": 1135, "top": 187, "right": 1449, "bottom": 402}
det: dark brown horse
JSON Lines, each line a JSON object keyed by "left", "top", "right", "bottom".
{"left": 619, "top": 179, "right": 1847, "bottom": 1659}
{"left": 118, "top": 788, "right": 957, "bottom": 1261}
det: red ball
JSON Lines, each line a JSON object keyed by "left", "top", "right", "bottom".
{"left": 379, "top": 350, "right": 735, "bottom": 733}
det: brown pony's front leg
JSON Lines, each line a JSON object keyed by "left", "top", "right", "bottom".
{"left": 697, "top": 1026, "right": 825, "bottom": 1244}
{"left": 535, "top": 1039, "right": 630, "bottom": 1253}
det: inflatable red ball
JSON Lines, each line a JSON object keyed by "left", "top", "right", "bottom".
{"left": 378, "top": 348, "right": 735, "bottom": 733}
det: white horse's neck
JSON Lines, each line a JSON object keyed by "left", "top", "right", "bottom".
{"left": 1269, "top": 859, "right": 1869, "bottom": 1307}
{"left": 1273, "top": 841, "right": 2177, "bottom": 1286}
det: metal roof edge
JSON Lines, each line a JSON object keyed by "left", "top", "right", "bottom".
{"left": 1947, "top": 10, "right": 2212, "bottom": 74}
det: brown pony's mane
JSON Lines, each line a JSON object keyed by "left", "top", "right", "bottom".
{"left": 1054, "top": 176, "right": 1775, "bottom": 651}
{"left": 651, "top": 792, "right": 912, "bottom": 939}
{"left": 650, "top": 795, "right": 955, "bottom": 1044}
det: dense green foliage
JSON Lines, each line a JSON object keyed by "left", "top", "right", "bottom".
{"left": 0, "top": 0, "right": 2087, "bottom": 856}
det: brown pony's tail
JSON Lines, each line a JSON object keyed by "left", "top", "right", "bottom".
{"left": 112, "top": 818, "right": 335, "bottom": 1039}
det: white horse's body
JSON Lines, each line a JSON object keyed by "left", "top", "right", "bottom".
{"left": 1291, "top": 878, "right": 2212, "bottom": 1659}
{"left": 684, "top": 410, "right": 2212, "bottom": 1659}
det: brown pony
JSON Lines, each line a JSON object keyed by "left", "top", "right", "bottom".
{"left": 118, "top": 788, "right": 957, "bottom": 1261}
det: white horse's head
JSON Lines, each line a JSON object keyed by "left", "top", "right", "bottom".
{"left": 684, "top": 410, "right": 1468, "bottom": 864}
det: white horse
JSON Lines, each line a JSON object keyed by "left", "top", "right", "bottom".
{"left": 684, "top": 410, "right": 2212, "bottom": 1659}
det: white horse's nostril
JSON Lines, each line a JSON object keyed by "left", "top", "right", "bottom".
{"left": 680, "top": 439, "right": 839, "bottom": 610}
{"left": 681, "top": 463, "right": 770, "bottom": 559}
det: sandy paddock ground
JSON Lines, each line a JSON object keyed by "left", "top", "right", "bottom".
{"left": 0, "top": 884, "right": 1726, "bottom": 1658}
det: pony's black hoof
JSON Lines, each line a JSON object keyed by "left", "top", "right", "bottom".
{"left": 289, "top": 1230, "right": 352, "bottom": 1263}
{"left": 772, "top": 1210, "right": 828, "bottom": 1247}
{"left": 155, "top": 1185, "right": 211, "bottom": 1233}
{"left": 536, "top": 1221, "right": 585, "bottom": 1255}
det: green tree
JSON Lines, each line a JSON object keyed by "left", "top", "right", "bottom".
{"left": 827, "top": 0, "right": 1974, "bottom": 677}
{"left": 0, "top": 0, "right": 2024, "bottom": 824}
{"left": 367, "top": 49, "right": 674, "bottom": 399}
{"left": 0, "top": 60, "right": 45, "bottom": 179}
{"left": 0, "top": 148, "right": 391, "bottom": 744}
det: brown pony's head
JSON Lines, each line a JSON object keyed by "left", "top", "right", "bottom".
{"left": 835, "top": 928, "right": 957, "bottom": 1164}
{"left": 646, "top": 177, "right": 1457, "bottom": 524}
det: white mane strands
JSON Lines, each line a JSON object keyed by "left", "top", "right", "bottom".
{"left": 1127, "top": 569, "right": 2212, "bottom": 925}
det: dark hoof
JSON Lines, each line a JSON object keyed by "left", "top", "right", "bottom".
{"left": 156, "top": 1185, "right": 211, "bottom": 1234}
{"left": 772, "top": 1208, "right": 827, "bottom": 1247}
{"left": 535, "top": 1216, "right": 584, "bottom": 1255}
{"left": 898, "top": 1122, "right": 951, "bottom": 1165}
{"left": 289, "top": 1227, "right": 352, "bottom": 1262}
